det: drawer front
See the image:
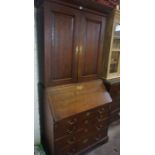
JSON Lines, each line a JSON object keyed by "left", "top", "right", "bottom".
{"left": 55, "top": 118, "right": 109, "bottom": 149}
{"left": 54, "top": 104, "right": 110, "bottom": 139}
{"left": 54, "top": 117, "right": 81, "bottom": 140}
{"left": 55, "top": 129, "right": 87, "bottom": 149}
{"left": 84, "top": 118, "right": 109, "bottom": 133}
{"left": 55, "top": 128, "right": 108, "bottom": 155}
{"left": 77, "top": 128, "right": 108, "bottom": 152}
{"left": 94, "top": 104, "right": 110, "bottom": 118}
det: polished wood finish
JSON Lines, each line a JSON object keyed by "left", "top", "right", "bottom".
{"left": 37, "top": 1, "right": 114, "bottom": 154}
{"left": 43, "top": 1, "right": 107, "bottom": 86}
{"left": 44, "top": 2, "right": 80, "bottom": 86}
{"left": 103, "top": 78, "right": 120, "bottom": 123}
{"left": 78, "top": 12, "right": 106, "bottom": 82}
{"left": 43, "top": 80, "right": 112, "bottom": 155}
{"left": 55, "top": 129, "right": 108, "bottom": 155}
{"left": 46, "top": 80, "right": 111, "bottom": 121}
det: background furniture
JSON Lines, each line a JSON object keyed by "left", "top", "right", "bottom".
{"left": 103, "top": 78, "right": 120, "bottom": 123}
{"left": 102, "top": 9, "right": 120, "bottom": 123}
{"left": 102, "top": 9, "right": 120, "bottom": 80}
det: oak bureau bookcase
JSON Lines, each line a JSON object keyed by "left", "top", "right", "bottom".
{"left": 36, "top": 0, "right": 117, "bottom": 154}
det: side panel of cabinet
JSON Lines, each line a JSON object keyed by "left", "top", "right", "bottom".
{"left": 44, "top": 2, "right": 80, "bottom": 86}
{"left": 78, "top": 12, "right": 106, "bottom": 81}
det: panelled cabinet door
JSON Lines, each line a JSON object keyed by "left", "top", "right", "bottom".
{"left": 44, "top": 2, "right": 80, "bottom": 86}
{"left": 78, "top": 12, "right": 106, "bottom": 82}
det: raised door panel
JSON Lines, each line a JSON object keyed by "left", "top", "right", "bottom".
{"left": 44, "top": 2, "right": 80, "bottom": 86}
{"left": 78, "top": 12, "right": 106, "bottom": 81}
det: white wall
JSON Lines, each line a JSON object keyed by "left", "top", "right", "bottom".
{"left": 34, "top": 9, "right": 40, "bottom": 145}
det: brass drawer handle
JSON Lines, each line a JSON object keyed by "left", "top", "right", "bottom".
{"left": 67, "top": 137, "right": 76, "bottom": 144}
{"left": 98, "top": 110, "right": 104, "bottom": 114}
{"left": 86, "top": 112, "right": 90, "bottom": 116}
{"left": 98, "top": 115, "right": 104, "bottom": 119}
{"left": 66, "top": 129, "right": 73, "bottom": 134}
{"left": 66, "top": 127, "right": 76, "bottom": 134}
{"left": 84, "top": 120, "right": 89, "bottom": 124}
{"left": 97, "top": 118, "right": 102, "bottom": 122}
{"left": 96, "top": 126, "right": 101, "bottom": 131}
{"left": 82, "top": 138, "right": 88, "bottom": 144}
{"left": 67, "top": 118, "right": 77, "bottom": 125}
{"left": 68, "top": 120, "right": 75, "bottom": 125}
{"left": 98, "top": 108, "right": 105, "bottom": 114}
{"left": 96, "top": 125, "right": 103, "bottom": 131}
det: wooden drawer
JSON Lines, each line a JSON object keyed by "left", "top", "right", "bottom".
{"left": 80, "top": 103, "right": 110, "bottom": 120}
{"left": 55, "top": 118, "right": 109, "bottom": 149}
{"left": 54, "top": 104, "right": 110, "bottom": 139}
{"left": 77, "top": 128, "right": 108, "bottom": 152}
{"left": 84, "top": 118, "right": 109, "bottom": 133}
{"left": 55, "top": 129, "right": 87, "bottom": 150}
{"left": 54, "top": 117, "right": 81, "bottom": 140}
{"left": 56, "top": 128, "right": 108, "bottom": 155}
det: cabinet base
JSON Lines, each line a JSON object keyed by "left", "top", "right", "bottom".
{"left": 76, "top": 136, "right": 108, "bottom": 155}
{"left": 42, "top": 136, "right": 108, "bottom": 155}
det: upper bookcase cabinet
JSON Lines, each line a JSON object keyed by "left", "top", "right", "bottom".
{"left": 102, "top": 9, "right": 120, "bottom": 79}
{"left": 37, "top": 1, "right": 107, "bottom": 86}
